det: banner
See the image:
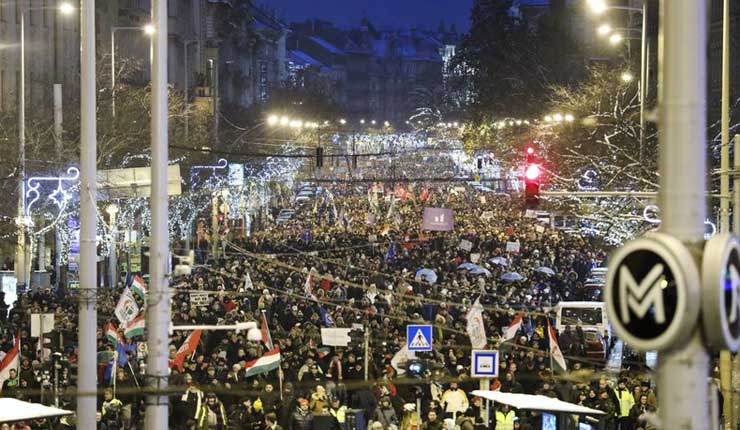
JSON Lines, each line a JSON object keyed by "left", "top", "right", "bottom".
{"left": 466, "top": 298, "right": 487, "bottom": 349}
{"left": 505, "top": 241, "right": 521, "bottom": 253}
{"left": 31, "top": 313, "right": 55, "bottom": 338}
{"left": 422, "top": 208, "right": 454, "bottom": 231}
{"left": 190, "top": 291, "right": 210, "bottom": 307}
{"left": 115, "top": 287, "right": 140, "bottom": 325}
{"left": 320, "top": 328, "right": 352, "bottom": 347}
{"left": 459, "top": 239, "right": 473, "bottom": 252}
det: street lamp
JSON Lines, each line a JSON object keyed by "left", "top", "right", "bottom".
{"left": 340, "top": 118, "right": 347, "bottom": 125}
{"left": 267, "top": 115, "right": 279, "bottom": 126}
{"left": 621, "top": 71, "right": 634, "bottom": 83}
{"left": 608, "top": 33, "right": 623, "bottom": 45}
{"left": 15, "top": 2, "right": 75, "bottom": 290}
{"left": 597, "top": 23, "right": 612, "bottom": 36}
{"left": 587, "top": 0, "right": 607, "bottom": 14}
{"left": 111, "top": 24, "right": 156, "bottom": 116}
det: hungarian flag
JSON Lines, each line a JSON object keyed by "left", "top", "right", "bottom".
{"left": 105, "top": 322, "right": 123, "bottom": 346}
{"left": 501, "top": 313, "right": 523, "bottom": 343}
{"left": 131, "top": 276, "right": 148, "bottom": 302}
{"left": 169, "top": 330, "right": 202, "bottom": 372}
{"left": 0, "top": 333, "right": 20, "bottom": 388}
{"left": 304, "top": 269, "right": 318, "bottom": 302}
{"left": 124, "top": 314, "right": 146, "bottom": 339}
{"left": 242, "top": 348, "right": 281, "bottom": 378}
{"left": 547, "top": 321, "right": 568, "bottom": 374}
{"left": 260, "top": 312, "right": 274, "bottom": 351}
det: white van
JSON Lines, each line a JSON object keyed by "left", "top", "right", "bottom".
{"left": 553, "top": 301, "right": 610, "bottom": 337}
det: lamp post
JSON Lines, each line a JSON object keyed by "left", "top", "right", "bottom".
{"left": 111, "top": 24, "right": 155, "bottom": 117}
{"left": 590, "top": 0, "right": 648, "bottom": 161}
{"left": 15, "top": 2, "right": 75, "bottom": 292}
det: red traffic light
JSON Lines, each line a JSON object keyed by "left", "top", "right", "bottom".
{"left": 525, "top": 164, "right": 541, "bottom": 181}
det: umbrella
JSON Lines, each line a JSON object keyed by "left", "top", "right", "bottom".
{"left": 457, "top": 263, "right": 478, "bottom": 271}
{"left": 489, "top": 257, "right": 508, "bottom": 266}
{"left": 459, "top": 263, "right": 492, "bottom": 277}
{"left": 415, "top": 268, "right": 438, "bottom": 284}
{"left": 469, "top": 266, "right": 492, "bottom": 277}
{"left": 500, "top": 272, "right": 525, "bottom": 282}
{"left": 534, "top": 266, "right": 556, "bottom": 276}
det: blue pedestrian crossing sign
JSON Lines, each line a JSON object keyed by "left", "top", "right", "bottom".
{"left": 407, "top": 325, "right": 433, "bottom": 351}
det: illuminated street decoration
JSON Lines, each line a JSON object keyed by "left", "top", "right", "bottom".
{"left": 26, "top": 167, "right": 80, "bottom": 215}
{"left": 190, "top": 158, "right": 228, "bottom": 186}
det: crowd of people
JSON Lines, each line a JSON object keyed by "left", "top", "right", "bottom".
{"left": 0, "top": 182, "right": 660, "bottom": 430}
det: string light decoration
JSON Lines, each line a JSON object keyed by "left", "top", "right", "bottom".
{"left": 25, "top": 167, "right": 80, "bottom": 215}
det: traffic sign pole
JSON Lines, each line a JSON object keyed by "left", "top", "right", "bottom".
{"left": 658, "top": 1, "right": 709, "bottom": 429}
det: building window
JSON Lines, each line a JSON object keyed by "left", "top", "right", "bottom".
{"left": 43, "top": 0, "right": 49, "bottom": 27}
{"left": 259, "top": 61, "right": 268, "bottom": 102}
{"left": 0, "top": 70, "right": 4, "bottom": 111}
{"left": 168, "top": 0, "right": 177, "bottom": 17}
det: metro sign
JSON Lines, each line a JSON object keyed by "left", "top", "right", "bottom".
{"left": 605, "top": 233, "right": 700, "bottom": 351}
{"left": 702, "top": 234, "right": 740, "bottom": 351}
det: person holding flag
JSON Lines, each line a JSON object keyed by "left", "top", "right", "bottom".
{"left": 546, "top": 321, "right": 568, "bottom": 375}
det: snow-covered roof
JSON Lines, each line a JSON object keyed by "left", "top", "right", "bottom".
{"left": 471, "top": 391, "right": 605, "bottom": 415}
{"left": 309, "top": 36, "right": 346, "bottom": 56}
{"left": 288, "top": 50, "right": 324, "bottom": 67}
{"left": 0, "top": 398, "right": 73, "bottom": 423}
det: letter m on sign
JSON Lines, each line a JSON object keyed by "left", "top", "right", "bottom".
{"left": 619, "top": 264, "right": 666, "bottom": 325}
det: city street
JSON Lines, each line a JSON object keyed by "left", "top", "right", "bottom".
{"left": 0, "top": 1, "right": 731, "bottom": 430}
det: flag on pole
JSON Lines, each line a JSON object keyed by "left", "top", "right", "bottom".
{"left": 169, "top": 330, "right": 202, "bottom": 372}
{"left": 547, "top": 321, "right": 568, "bottom": 374}
{"left": 304, "top": 269, "right": 318, "bottom": 301}
{"left": 384, "top": 242, "right": 397, "bottom": 262}
{"left": 131, "top": 276, "right": 148, "bottom": 302}
{"left": 124, "top": 314, "right": 146, "bottom": 339}
{"left": 501, "top": 313, "right": 523, "bottom": 343}
{"left": 243, "top": 271, "right": 254, "bottom": 290}
{"left": 466, "top": 297, "right": 487, "bottom": 349}
{"left": 260, "top": 311, "right": 274, "bottom": 351}
{"left": 115, "top": 287, "right": 140, "bottom": 325}
{"left": 319, "top": 306, "right": 334, "bottom": 327}
{"left": 0, "top": 333, "right": 20, "bottom": 388}
{"left": 105, "top": 322, "right": 123, "bottom": 346}
{"left": 242, "top": 348, "right": 281, "bottom": 378}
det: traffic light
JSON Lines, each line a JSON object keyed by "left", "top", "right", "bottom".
{"left": 316, "top": 147, "right": 324, "bottom": 168}
{"left": 524, "top": 146, "right": 541, "bottom": 209}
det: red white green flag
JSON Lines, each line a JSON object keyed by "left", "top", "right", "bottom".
{"left": 242, "top": 348, "right": 281, "bottom": 378}
{"left": 547, "top": 321, "right": 568, "bottom": 374}
{"left": 124, "top": 314, "right": 145, "bottom": 339}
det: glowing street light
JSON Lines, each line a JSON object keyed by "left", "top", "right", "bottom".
{"left": 267, "top": 115, "right": 279, "bottom": 126}
{"left": 340, "top": 118, "right": 347, "bottom": 125}
{"left": 144, "top": 24, "right": 156, "bottom": 35}
{"left": 384, "top": 121, "right": 390, "bottom": 127}
{"left": 553, "top": 113, "right": 564, "bottom": 122}
{"left": 59, "top": 2, "right": 75, "bottom": 15}
{"left": 597, "top": 23, "right": 612, "bottom": 36}
{"left": 609, "top": 33, "right": 623, "bottom": 45}
{"left": 564, "top": 114, "right": 575, "bottom": 122}
{"left": 371, "top": 120, "right": 377, "bottom": 125}
{"left": 360, "top": 119, "right": 366, "bottom": 125}
{"left": 621, "top": 72, "right": 634, "bottom": 82}
{"left": 587, "top": 0, "right": 607, "bottom": 14}
{"left": 544, "top": 115, "right": 553, "bottom": 123}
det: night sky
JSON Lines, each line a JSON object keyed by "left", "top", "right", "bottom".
{"left": 268, "top": 0, "right": 476, "bottom": 31}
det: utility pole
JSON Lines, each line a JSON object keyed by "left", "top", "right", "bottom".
{"left": 77, "top": 0, "right": 98, "bottom": 429}
{"left": 364, "top": 327, "right": 370, "bottom": 382}
{"left": 144, "top": 0, "right": 170, "bottom": 430}
{"left": 145, "top": 0, "right": 170, "bottom": 430}
{"left": 639, "top": 0, "right": 648, "bottom": 162}
{"left": 16, "top": 8, "right": 27, "bottom": 293}
{"left": 53, "top": 84, "right": 63, "bottom": 288}
{"left": 658, "top": 1, "right": 709, "bottom": 430}
{"left": 722, "top": 0, "right": 732, "bottom": 233}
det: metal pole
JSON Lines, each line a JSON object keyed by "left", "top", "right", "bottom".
{"left": 722, "top": 0, "right": 731, "bottom": 233}
{"left": 54, "top": 84, "right": 63, "bottom": 288}
{"left": 639, "top": 0, "right": 647, "bottom": 162}
{"left": 15, "top": 10, "right": 26, "bottom": 292}
{"left": 211, "top": 193, "right": 219, "bottom": 259}
{"left": 363, "top": 327, "right": 370, "bottom": 381}
{"left": 109, "top": 210, "right": 117, "bottom": 288}
{"left": 658, "top": 2, "right": 709, "bottom": 430}
{"left": 735, "top": 134, "right": 740, "bottom": 232}
{"left": 145, "top": 1, "right": 170, "bottom": 429}
{"left": 184, "top": 42, "right": 189, "bottom": 141}
{"left": 722, "top": 350, "right": 733, "bottom": 430}
{"left": 77, "top": 0, "right": 98, "bottom": 428}
{"left": 111, "top": 29, "right": 116, "bottom": 117}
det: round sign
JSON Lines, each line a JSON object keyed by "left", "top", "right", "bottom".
{"left": 605, "top": 232, "right": 700, "bottom": 352}
{"left": 702, "top": 233, "right": 740, "bottom": 351}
